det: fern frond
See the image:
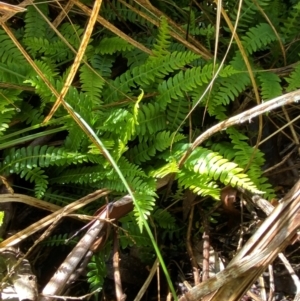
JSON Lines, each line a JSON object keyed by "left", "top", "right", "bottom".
{"left": 87, "top": 253, "right": 107, "bottom": 292}
{"left": 90, "top": 54, "right": 114, "bottom": 77}
{"left": 226, "top": 128, "right": 275, "bottom": 198}
{"left": 0, "top": 145, "right": 90, "bottom": 174}
{"left": 24, "top": 4, "right": 49, "bottom": 39}
{"left": 120, "top": 213, "right": 152, "bottom": 248}
{"left": 133, "top": 192, "right": 156, "bottom": 231}
{"left": 0, "top": 109, "right": 16, "bottom": 137}
{"left": 151, "top": 16, "right": 171, "bottom": 58}
{"left": 228, "top": 0, "right": 272, "bottom": 30}
{"left": 285, "top": 64, "right": 300, "bottom": 92}
{"left": 0, "top": 30, "right": 26, "bottom": 64}
{"left": 79, "top": 64, "right": 105, "bottom": 102}
{"left": 103, "top": 51, "right": 199, "bottom": 103}
{"left": 19, "top": 167, "right": 48, "bottom": 198}
{"left": 43, "top": 233, "right": 78, "bottom": 247}
{"left": 127, "top": 131, "right": 184, "bottom": 164}
{"left": 157, "top": 64, "right": 237, "bottom": 110}
{"left": 135, "top": 103, "right": 166, "bottom": 136}
{"left": 242, "top": 23, "right": 277, "bottom": 55}
{"left": 95, "top": 36, "right": 134, "bottom": 55}
{"left": 281, "top": 2, "right": 300, "bottom": 40}
{"left": 185, "top": 147, "right": 262, "bottom": 194}
{"left": 258, "top": 72, "right": 282, "bottom": 100}
{"left": 152, "top": 208, "right": 176, "bottom": 230}
{"left": 150, "top": 160, "right": 179, "bottom": 178}
{"left": 177, "top": 170, "right": 220, "bottom": 199}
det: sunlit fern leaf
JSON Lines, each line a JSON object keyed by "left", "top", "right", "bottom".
{"left": 133, "top": 192, "right": 156, "bottom": 232}
{"left": 177, "top": 169, "right": 220, "bottom": 199}
{"left": 150, "top": 160, "right": 179, "bottom": 178}
{"left": 185, "top": 147, "right": 262, "bottom": 193}
{"left": 226, "top": 128, "right": 276, "bottom": 198}
{"left": 0, "top": 146, "right": 91, "bottom": 175}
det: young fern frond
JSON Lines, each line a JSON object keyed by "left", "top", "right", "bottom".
{"left": 151, "top": 16, "right": 171, "bottom": 58}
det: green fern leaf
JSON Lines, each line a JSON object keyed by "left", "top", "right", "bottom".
{"left": 242, "top": 23, "right": 277, "bottom": 55}
{"left": 151, "top": 16, "right": 171, "bottom": 58}
{"left": 80, "top": 64, "right": 105, "bottom": 101}
{"left": 177, "top": 170, "right": 220, "bottom": 199}
{"left": 19, "top": 167, "right": 48, "bottom": 198}
{"left": 285, "top": 64, "right": 300, "bottom": 92}
{"left": 258, "top": 72, "right": 282, "bottom": 100}
{"left": 95, "top": 36, "right": 134, "bottom": 55}
{"left": 185, "top": 147, "right": 262, "bottom": 193}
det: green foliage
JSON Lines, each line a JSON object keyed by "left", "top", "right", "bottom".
{"left": 285, "top": 64, "right": 300, "bottom": 92}
{"left": 1, "top": 0, "right": 295, "bottom": 293}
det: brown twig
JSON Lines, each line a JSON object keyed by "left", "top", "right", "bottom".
{"left": 113, "top": 227, "right": 126, "bottom": 301}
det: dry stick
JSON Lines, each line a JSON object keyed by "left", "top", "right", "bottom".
{"left": 52, "top": 0, "right": 74, "bottom": 28}
{"left": 180, "top": 180, "right": 300, "bottom": 301}
{"left": 39, "top": 205, "right": 112, "bottom": 301}
{"left": 40, "top": 177, "right": 170, "bottom": 301}
{"left": 118, "top": 0, "right": 211, "bottom": 59}
{"left": 267, "top": 265, "right": 275, "bottom": 301}
{"left": 113, "top": 228, "right": 126, "bottom": 301}
{"left": 44, "top": 0, "right": 103, "bottom": 122}
{"left": 186, "top": 206, "right": 200, "bottom": 285}
{"left": 202, "top": 218, "right": 210, "bottom": 282}
{"left": 133, "top": 258, "right": 159, "bottom": 301}
{"left": 178, "top": 88, "right": 300, "bottom": 167}
{"left": 0, "top": 189, "right": 110, "bottom": 248}
{"left": 72, "top": 0, "right": 152, "bottom": 55}
{"left": 282, "top": 106, "right": 300, "bottom": 155}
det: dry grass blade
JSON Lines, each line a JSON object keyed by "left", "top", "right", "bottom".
{"left": 44, "top": 0, "right": 104, "bottom": 122}
{"left": 0, "top": 1, "right": 27, "bottom": 13}
{"left": 0, "top": 189, "right": 110, "bottom": 249}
